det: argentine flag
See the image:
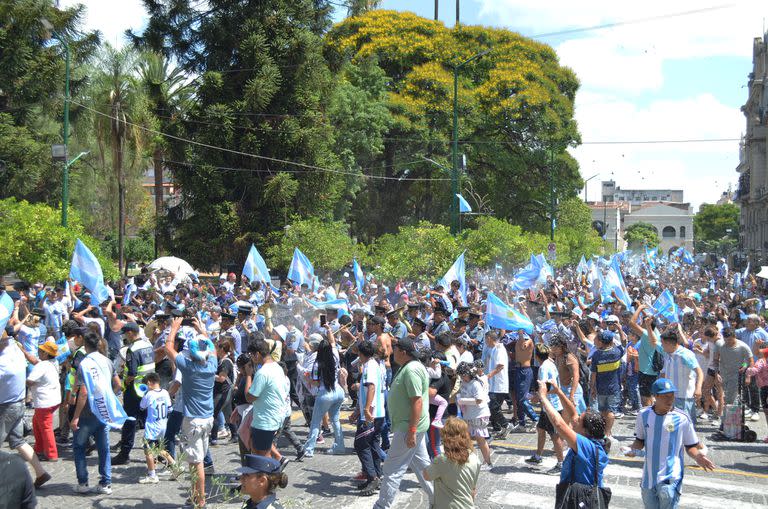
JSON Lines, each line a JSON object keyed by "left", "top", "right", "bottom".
{"left": 69, "top": 239, "right": 111, "bottom": 304}
{"left": 305, "top": 298, "right": 350, "bottom": 317}
{"left": 0, "top": 292, "right": 13, "bottom": 331}
{"left": 484, "top": 292, "right": 534, "bottom": 334}
{"left": 353, "top": 259, "right": 365, "bottom": 295}
{"left": 456, "top": 194, "right": 472, "bottom": 213}
{"left": 243, "top": 244, "right": 271, "bottom": 284}
{"left": 439, "top": 252, "right": 467, "bottom": 304}
{"left": 288, "top": 248, "right": 315, "bottom": 287}
{"left": 652, "top": 289, "right": 680, "bottom": 323}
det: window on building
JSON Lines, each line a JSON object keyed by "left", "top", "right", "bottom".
{"left": 679, "top": 226, "right": 686, "bottom": 238}
{"left": 662, "top": 226, "right": 676, "bottom": 238}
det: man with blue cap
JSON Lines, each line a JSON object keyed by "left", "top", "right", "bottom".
{"left": 237, "top": 454, "right": 288, "bottom": 509}
{"left": 626, "top": 378, "right": 715, "bottom": 508}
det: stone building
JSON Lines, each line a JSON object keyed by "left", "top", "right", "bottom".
{"left": 735, "top": 31, "right": 768, "bottom": 266}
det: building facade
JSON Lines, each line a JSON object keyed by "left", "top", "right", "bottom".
{"left": 601, "top": 180, "right": 683, "bottom": 205}
{"left": 735, "top": 31, "right": 768, "bottom": 266}
{"left": 622, "top": 202, "right": 694, "bottom": 254}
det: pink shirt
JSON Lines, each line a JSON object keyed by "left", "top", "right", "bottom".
{"left": 746, "top": 358, "right": 768, "bottom": 388}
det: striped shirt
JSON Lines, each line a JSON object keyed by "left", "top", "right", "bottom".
{"left": 635, "top": 407, "right": 698, "bottom": 488}
{"left": 359, "top": 358, "right": 385, "bottom": 420}
{"left": 662, "top": 347, "right": 699, "bottom": 399}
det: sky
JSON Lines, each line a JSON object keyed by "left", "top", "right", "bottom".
{"left": 60, "top": 0, "right": 768, "bottom": 211}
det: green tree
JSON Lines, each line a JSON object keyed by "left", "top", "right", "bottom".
{"left": 0, "top": 1, "right": 99, "bottom": 204}
{"left": 368, "top": 221, "right": 459, "bottom": 281}
{"left": 694, "top": 203, "right": 739, "bottom": 242}
{"left": 462, "top": 217, "right": 529, "bottom": 268}
{"left": 0, "top": 198, "right": 117, "bottom": 283}
{"left": 265, "top": 217, "right": 360, "bottom": 272}
{"left": 624, "top": 222, "right": 659, "bottom": 249}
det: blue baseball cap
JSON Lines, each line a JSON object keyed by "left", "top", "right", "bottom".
{"left": 598, "top": 330, "right": 615, "bottom": 343}
{"left": 236, "top": 454, "right": 281, "bottom": 475}
{"left": 651, "top": 378, "right": 677, "bottom": 395}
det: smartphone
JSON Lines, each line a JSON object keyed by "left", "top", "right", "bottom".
{"left": 545, "top": 381, "right": 554, "bottom": 392}
{"left": 320, "top": 314, "right": 327, "bottom": 327}
{"left": 357, "top": 320, "right": 364, "bottom": 331}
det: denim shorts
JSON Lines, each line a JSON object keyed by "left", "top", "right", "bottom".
{"left": 0, "top": 400, "right": 26, "bottom": 449}
{"left": 597, "top": 393, "right": 621, "bottom": 414}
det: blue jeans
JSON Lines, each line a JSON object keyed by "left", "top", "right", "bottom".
{"left": 354, "top": 418, "right": 384, "bottom": 480}
{"left": 626, "top": 372, "right": 640, "bottom": 410}
{"left": 303, "top": 385, "right": 344, "bottom": 455}
{"left": 515, "top": 367, "right": 538, "bottom": 425}
{"left": 641, "top": 481, "right": 681, "bottom": 509}
{"left": 73, "top": 415, "right": 111, "bottom": 487}
{"left": 381, "top": 368, "right": 392, "bottom": 450}
{"left": 675, "top": 398, "right": 696, "bottom": 427}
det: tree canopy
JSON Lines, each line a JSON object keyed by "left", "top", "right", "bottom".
{"left": 694, "top": 203, "right": 739, "bottom": 242}
{"left": 624, "top": 222, "right": 659, "bottom": 249}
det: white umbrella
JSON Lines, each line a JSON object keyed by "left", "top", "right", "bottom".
{"left": 148, "top": 256, "right": 195, "bottom": 276}
{"left": 756, "top": 266, "right": 768, "bottom": 280}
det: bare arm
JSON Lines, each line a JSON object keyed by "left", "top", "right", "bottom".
{"left": 629, "top": 304, "right": 646, "bottom": 336}
{"left": 536, "top": 381, "right": 578, "bottom": 450}
{"left": 164, "top": 317, "right": 183, "bottom": 364}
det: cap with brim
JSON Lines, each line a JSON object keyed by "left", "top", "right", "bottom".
{"left": 650, "top": 378, "right": 677, "bottom": 395}
{"left": 31, "top": 308, "right": 45, "bottom": 317}
{"left": 273, "top": 324, "right": 288, "bottom": 341}
{"left": 433, "top": 307, "right": 448, "bottom": 316}
{"left": 374, "top": 305, "right": 387, "bottom": 313}
{"left": 39, "top": 339, "right": 59, "bottom": 357}
{"left": 370, "top": 316, "right": 386, "bottom": 326}
{"left": 236, "top": 454, "right": 282, "bottom": 475}
{"left": 238, "top": 305, "right": 253, "bottom": 314}
{"left": 221, "top": 311, "right": 235, "bottom": 320}
{"left": 4, "top": 325, "right": 17, "bottom": 338}
{"left": 121, "top": 322, "right": 141, "bottom": 334}
{"left": 455, "top": 318, "right": 468, "bottom": 326}
{"left": 606, "top": 315, "right": 620, "bottom": 323}
{"left": 468, "top": 311, "right": 481, "bottom": 318}
{"left": 413, "top": 317, "right": 426, "bottom": 328}
{"left": 587, "top": 312, "right": 600, "bottom": 321}
{"left": 81, "top": 293, "right": 92, "bottom": 299}
{"left": 407, "top": 303, "right": 420, "bottom": 310}
{"left": 308, "top": 333, "right": 323, "bottom": 349}
{"left": 457, "top": 306, "right": 469, "bottom": 312}
{"left": 386, "top": 308, "right": 400, "bottom": 318}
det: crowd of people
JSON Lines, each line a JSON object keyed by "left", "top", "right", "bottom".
{"left": 1, "top": 252, "right": 767, "bottom": 509}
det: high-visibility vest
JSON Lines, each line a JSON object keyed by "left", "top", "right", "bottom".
{"left": 123, "top": 338, "right": 156, "bottom": 394}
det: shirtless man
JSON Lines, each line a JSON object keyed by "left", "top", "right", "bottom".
{"left": 550, "top": 334, "right": 586, "bottom": 418}
{"left": 514, "top": 330, "right": 538, "bottom": 429}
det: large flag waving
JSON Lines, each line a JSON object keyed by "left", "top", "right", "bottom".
{"left": 0, "top": 292, "right": 13, "bottom": 331}
{"left": 645, "top": 245, "right": 657, "bottom": 270}
{"left": 485, "top": 292, "right": 534, "bottom": 334}
{"left": 509, "top": 255, "right": 541, "bottom": 291}
{"left": 305, "top": 297, "right": 350, "bottom": 317}
{"left": 456, "top": 194, "right": 472, "bottom": 213}
{"left": 69, "top": 239, "right": 110, "bottom": 304}
{"left": 79, "top": 355, "right": 133, "bottom": 429}
{"left": 352, "top": 259, "right": 365, "bottom": 295}
{"left": 243, "top": 244, "right": 271, "bottom": 284}
{"left": 576, "top": 255, "right": 588, "bottom": 275}
{"left": 601, "top": 256, "right": 632, "bottom": 309}
{"left": 439, "top": 252, "right": 467, "bottom": 304}
{"left": 652, "top": 289, "right": 680, "bottom": 323}
{"left": 287, "top": 248, "right": 315, "bottom": 287}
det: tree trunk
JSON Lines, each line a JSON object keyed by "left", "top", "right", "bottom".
{"left": 153, "top": 147, "right": 163, "bottom": 257}
{"left": 112, "top": 104, "right": 126, "bottom": 276}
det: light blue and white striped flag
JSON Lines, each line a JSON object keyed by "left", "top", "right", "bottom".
{"left": 484, "top": 292, "right": 534, "bottom": 334}
{"left": 288, "top": 248, "right": 314, "bottom": 287}
{"left": 352, "top": 259, "right": 365, "bottom": 295}
{"left": 80, "top": 355, "right": 133, "bottom": 429}
{"left": 439, "top": 252, "right": 466, "bottom": 304}
{"left": 456, "top": 194, "right": 472, "bottom": 213}
{"left": 0, "top": 292, "right": 13, "bottom": 331}
{"left": 69, "top": 239, "right": 110, "bottom": 304}
{"left": 243, "top": 244, "right": 271, "bottom": 284}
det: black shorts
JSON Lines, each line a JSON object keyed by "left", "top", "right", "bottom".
{"left": 250, "top": 427, "right": 277, "bottom": 451}
{"left": 536, "top": 409, "right": 560, "bottom": 435}
{"left": 638, "top": 373, "right": 658, "bottom": 398}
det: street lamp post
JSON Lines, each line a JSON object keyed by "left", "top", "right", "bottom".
{"left": 583, "top": 173, "right": 599, "bottom": 202}
{"left": 451, "top": 49, "right": 490, "bottom": 235}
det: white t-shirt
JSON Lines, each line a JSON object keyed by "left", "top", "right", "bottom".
{"left": 487, "top": 344, "right": 508, "bottom": 394}
{"left": 27, "top": 360, "right": 62, "bottom": 408}
{"left": 141, "top": 388, "right": 172, "bottom": 440}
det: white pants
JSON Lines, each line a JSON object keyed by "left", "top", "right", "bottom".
{"left": 373, "top": 431, "right": 434, "bottom": 509}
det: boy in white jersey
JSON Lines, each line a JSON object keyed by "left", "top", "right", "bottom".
{"left": 138, "top": 373, "right": 174, "bottom": 484}
{"left": 351, "top": 341, "right": 386, "bottom": 495}
{"left": 626, "top": 378, "right": 715, "bottom": 508}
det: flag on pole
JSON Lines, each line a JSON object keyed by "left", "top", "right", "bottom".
{"left": 652, "top": 289, "right": 680, "bottom": 323}
{"left": 69, "top": 239, "right": 110, "bottom": 304}
{"left": 576, "top": 255, "right": 588, "bottom": 275}
{"left": 439, "top": 252, "right": 467, "bottom": 304}
{"left": 305, "top": 298, "right": 350, "bottom": 317}
{"left": 645, "top": 245, "right": 657, "bottom": 270}
{"left": 509, "top": 255, "right": 541, "bottom": 291}
{"left": 242, "top": 244, "right": 271, "bottom": 284}
{"left": 287, "top": 248, "right": 314, "bottom": 287}
{"left": 352, "top": 259, "right": 365, "bottom": 295}
{"left": 0, "top": 292, "right": 13, "bottom": 331}
{"left": 484, "top": 292, "right": 534, "bottom": 334}
{"left": 456, "top": 194, "right": 472, "bottom": 213}
{"left": 601, "top": 256, "right": 632, "bottom": 309}
{"left": 743, "top": 262, "right": 750, "bottom": 280}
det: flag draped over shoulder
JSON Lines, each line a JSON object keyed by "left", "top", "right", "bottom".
{"left": 484, "top": 292, "right": 534, "bottom": 334}
{"left": 353, "top": 259, "right": 365, "bottom": 295}
{"left": 79, "top": 355, "right": 132, "bottom": 429}
{"left": 287, "top": 248, "right": 314, "bottom": 287}
{"left": 69, "top": 239, "right": 110, "bottom": 304}
{"left": 243, "top": 244, "right": 271, "bottom": 283}
{"left": 439, "top": 252, "right": 467, "bottom": 304}
{"left": 652, "top": 289, "right": 680, "bottom": 323}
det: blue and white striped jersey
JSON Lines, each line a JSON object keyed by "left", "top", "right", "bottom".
{"left": 635, "top": 406, "right": 698, "bottom": 488}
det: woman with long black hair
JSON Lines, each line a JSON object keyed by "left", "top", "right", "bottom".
{"left": 300, "top": 325, "right": 346, "bottom": 458}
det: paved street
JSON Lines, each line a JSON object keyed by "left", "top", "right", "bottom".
{"left": 28, "top": 404, "right": 768, "bottom": 509}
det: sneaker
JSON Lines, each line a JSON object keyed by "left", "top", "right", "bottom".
{"left": 525, "top": 455, "right": 542, "bottom": 465}
{"left": 295, "top": 449, "right": 306, "bottom": 462}
{"left": 431, "top": 419, "right": 444, "bottom": 429}
{"left": 74, "top": 484, "right": 91, "bottom": 494}
{"left": 698, "top": 413, "right": 710, "bottom": 422}
{"left": 279, "top": 456, "right": 290, "bottom": 470}
{"left": 547, "top": 463, "right": 562, "bottom": 475}
{"left": 511, "top": 424, "right": 527, "bottom": 433}
{"left": 157, "top": 469, "right": 172, "bottom": 477}
{"left": 92, "top": 484, "right": 112, "bottom": 495}
{"left": 316, "top": 435, "right": 325, "bottom": 444}
{"left": 138, "top": 475, "right": 159, "bottom": 484}
{"left": 209, "top": 439, "right": 219, "bottom": 447}
{"left": 750, "top": 412, "right": 761, "bottom": 422}
{"left": 710, "top": 417, "right": 721, "bottom": 427}
{"left": 480, "top": 462, "right": 493, "bottom": 472}
{"left": 56, "top": 436, "right": 71, "bottom": 445}
{"left": 217, "top": 430, "right": 231, "bottom": 439}
{"left": 321, "top": 427, "right": 332, "bottom": 436}
{"left": 34, "top": 472, "right": 51, "bottom": 489}
{"left": 495, "top": 423, "right": 513, "bottom": 440}
{"left": 351, "top": 471, "right": 368, "bottom": 482}
{"left": 745, "top": 409, "right": 754, "bottom": 419}
{"left": 625, "top": 410, "right": 638, "bottom": 417}
{"left": 359, "top": 477, "right": 380, "bottom": 496}
{"left": 111, "top": 454, "right": 129, "bottom": 466}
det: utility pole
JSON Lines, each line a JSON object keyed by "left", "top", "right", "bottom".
{"left": 456, "top": 0, "right": 460, "bottom": 26}
{"left": 549, "top": 150, "right": 556, "bottom": 241}
{"left": 451, "top": 49, "right": 490, "bottom": 235}
{"left": 435, "top": 0, "right": 439, "bottom": 20}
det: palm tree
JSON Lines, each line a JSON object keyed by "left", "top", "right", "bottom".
{"left": 136, "top": 52, "right": 193, "bottom": 256}
{"left": 88, "top": 44, "right": 147, "bottom": 274}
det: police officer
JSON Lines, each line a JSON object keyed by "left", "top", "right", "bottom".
{"left": 386, "top": 308, "right": 407, "bottom": 343}
{"left": 112, "top": 322, "right": 155, "bottom": 465}
{"left": 467, "top": 310, "right": 485, "bottom": 359}
{"left": 237, "top": 304, "right": 257, "bottom": 350}
{"left": 237, "top": 454, "right": 288, "bottom": 509}
{"left": 220, "top": 311, "right": 242, "bottom": 355}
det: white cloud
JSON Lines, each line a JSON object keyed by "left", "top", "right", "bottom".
{"left": 59, "top": 0, "right": 148, "bottom": 48}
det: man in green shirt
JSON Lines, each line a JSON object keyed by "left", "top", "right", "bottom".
{"left": 373, "top": 338, "right": 433, "bottom": 508}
